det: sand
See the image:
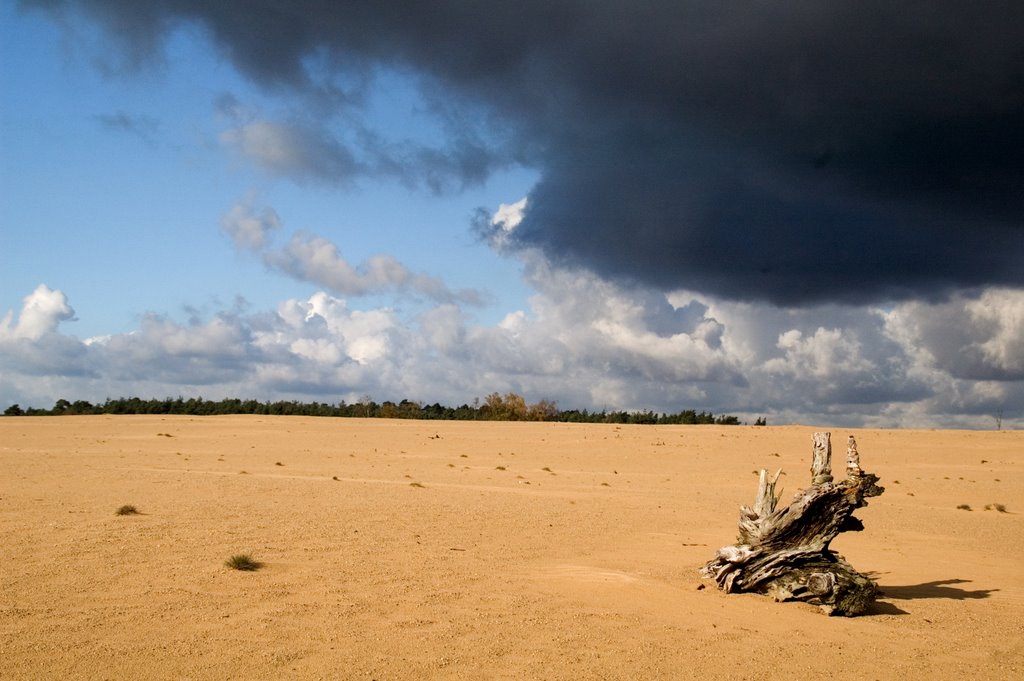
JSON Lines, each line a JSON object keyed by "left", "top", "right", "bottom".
{"left": 1, "top": 416, "right": 1021, "bottom": 679}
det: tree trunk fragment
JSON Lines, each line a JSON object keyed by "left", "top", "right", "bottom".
{"left": 701, "top": 432, "right": 884, "bottom": 615}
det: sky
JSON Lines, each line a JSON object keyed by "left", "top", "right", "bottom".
{"left": 1, "top": 0, "right": 1022, "bottom": 428}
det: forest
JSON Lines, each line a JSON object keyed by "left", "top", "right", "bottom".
{"left": 3, "top": 393, "right": 752, "bottom": 425}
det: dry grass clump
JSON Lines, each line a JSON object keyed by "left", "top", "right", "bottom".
{"left": 984, "top": 503, "right": 1008, "bottom": 513}
{"left": 115, "top": 504, "right": 139, "bottom": 516}
{"left": 956, "top": 504, "right": 972, "bottom": 511}
{"left": 225, "top": 554, "right": 262, "bottom": 571}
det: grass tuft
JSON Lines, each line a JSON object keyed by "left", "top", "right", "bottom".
{"left": 956, "top": 504, "right": 972, "bottom": 511}
{"left": 115, "top": 504, "right": 139, "bottom": 516}
{"left": 409, "top": 481, "right": 425, "bottom": 488}
{"left": 984, "top": 503, "right": 1008, "bottom": 513}
{"left": 225, "top": 554, "right": 262, "bottom": 571}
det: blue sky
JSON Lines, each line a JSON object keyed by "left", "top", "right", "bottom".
{"left": 1, "top": 4, "right": 535, "bottom": 338}
{"left": 2, "top": 2, "right": 1022, "bottom": 428}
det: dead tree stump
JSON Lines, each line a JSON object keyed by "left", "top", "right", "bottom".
{"left": 700, "top": 432, "right": 884, "bottom": 615}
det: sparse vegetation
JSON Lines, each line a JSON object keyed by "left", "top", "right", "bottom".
{"left": 984, "top": 503, "right": 1008, "bottom": 513}
{"left": 409, "top": 482, "right": 425, "bottom": 488}
{"left": 956, "top": 504, "right": 972, "bottom": 511}
{"left": 225, "top": 554, "right": 262, "bottom": 571}
{"left": 115, "top": 504, "right": 139, "bottom": 516}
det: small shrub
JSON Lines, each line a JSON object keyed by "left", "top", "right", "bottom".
{"left": 956, "top": 504, "right": 972, "bottom": 511}
{"left": 409, "top": 482, "right": 425, "bottom": 488}
{"left": 115, "top": 504, "right": 139, "bottom": 516}
{"left": 495, "top": 466, "right": 506, "bottom": 471}
{"left": 984, "top": 503, "right": 1008, "bottom": 513}
{"left": 225, "top": 554, "right": 262, "bottom": 571}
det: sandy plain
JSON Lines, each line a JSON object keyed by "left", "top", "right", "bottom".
{"left": 1, "top": 416, "right": 1021, "bottom": 679}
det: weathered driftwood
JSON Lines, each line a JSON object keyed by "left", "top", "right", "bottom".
{"left": 701, "top": 432, "right": 884, "bottom": 615}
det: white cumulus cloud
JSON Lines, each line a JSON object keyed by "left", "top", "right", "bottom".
{"left": 0, "top": 284, "right": 75, "bottom": 340}
{"left": 220, "top": 196, "right": 485, "bottom": 305}
{"left": 884, "top": 288, "right": 1024, "bottom": 381}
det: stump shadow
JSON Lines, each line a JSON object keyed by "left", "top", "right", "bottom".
{"left": 877, "top": 578, "right": 997, "bottom": 602}
{"left": 863, "top": 576, "right": 996, "bottom": 616}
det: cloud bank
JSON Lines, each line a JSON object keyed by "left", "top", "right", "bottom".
{"left": 23, "top": 0, "right": 1024, "bottom": 305}
{"left": 3, "top": 273, "right": 1022, "bottom": 427}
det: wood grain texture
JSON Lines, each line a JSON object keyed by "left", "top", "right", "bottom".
{"left": 703, "top": 433, "right": 885, "bottom": 615}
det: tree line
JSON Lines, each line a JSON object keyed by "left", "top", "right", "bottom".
{"left": 3, "top": 392, "right": 753, "bottom": 425}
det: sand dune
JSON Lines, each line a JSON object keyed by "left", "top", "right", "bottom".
{"left": 2, "top": 416, "right": 1021, "bottom": 679}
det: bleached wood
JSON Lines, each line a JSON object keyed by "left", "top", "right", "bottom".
{"left": 701, "top": 431, "right": 884, "bottom": 615}
{"left": 811, "top": 431, "right": 833, "bottom": 484}
{"left": 847, "top": 435, "right": 863, "bottom": 477}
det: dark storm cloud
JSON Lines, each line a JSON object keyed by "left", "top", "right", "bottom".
{"left": 25, "top": 0, "right": 1024, "bottom": 304}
